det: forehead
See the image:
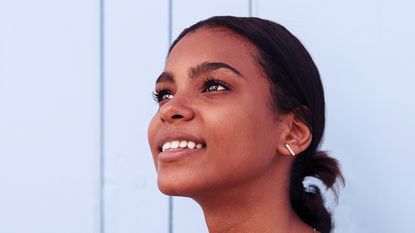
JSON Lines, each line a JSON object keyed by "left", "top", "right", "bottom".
{"left": 165, "top": 27, "right": 261, "bottom": 76}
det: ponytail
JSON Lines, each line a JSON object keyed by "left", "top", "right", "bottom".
{"left": 290, "top": 151, "right": 345, "bottom": 233}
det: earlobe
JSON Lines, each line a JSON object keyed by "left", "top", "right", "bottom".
{"left": 277, "top": 114, "right": 312, "bottom": 157}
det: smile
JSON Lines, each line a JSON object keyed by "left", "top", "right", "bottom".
{"left": 156, "top": 131, "right": 206, "bottom": 161}
{"left": 159, "top": 140, "right": 205, "bottom": 162}
{"left": 162, "top": 140, "right": 204, "bottom": 152}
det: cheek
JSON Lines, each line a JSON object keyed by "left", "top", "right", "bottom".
{"left": 202, "top": 99, "right": 278, "bottom": 180}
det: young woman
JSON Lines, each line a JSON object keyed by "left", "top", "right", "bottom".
{"left": 148, "top": 16, "right": 344, "bottom": 233}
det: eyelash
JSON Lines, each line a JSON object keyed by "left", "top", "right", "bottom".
{"left": 152, "top": 77, "right": 231, "bottom": 103}
{"left": 152, "top": 88, "right": 172, "bottom": 103}
{"left": 202, "top": 77, "right": 231, "bottom": 92}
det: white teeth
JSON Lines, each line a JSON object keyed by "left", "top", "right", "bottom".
{"left": 162, "top": 142, "right": 171, "bottom": 152}
{"left": 171, "top": 141, "right": 180, "bottom": 149}
{"left": 161, "top": 140, "right": 204, "bottom": 152}
{"left": 179, "top": 140, "right": 187, "bottom": 148}
{"left": 187, "top": 141, "right": 196, "bottom": 149}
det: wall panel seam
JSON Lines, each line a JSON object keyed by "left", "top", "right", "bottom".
{"left": 99, "top": 0, "right": 106, "bottom": 232}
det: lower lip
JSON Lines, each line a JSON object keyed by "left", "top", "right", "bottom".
{"left": 158, "top": 147, "right": 204, "bottom": 162}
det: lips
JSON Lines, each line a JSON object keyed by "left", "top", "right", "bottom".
{"left": 157, "top": 131, "right": 205, "bottom": 151}
{"left": 156, "top": 130, "right": 206, "bottom": 162}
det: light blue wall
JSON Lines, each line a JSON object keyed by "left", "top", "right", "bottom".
{"left": 1, "top": 1, "right": 414, "bottom": 233}
{"left": 0, "top": 0, "right": 100, "bottom": 232}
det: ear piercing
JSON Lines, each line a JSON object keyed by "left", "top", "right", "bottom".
{"left": 285, "top": 144, "right": 296, "bottom": 156}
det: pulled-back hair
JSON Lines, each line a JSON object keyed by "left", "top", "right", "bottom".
{"left": 168, "top": 16, "right": 344, "bottom": 233}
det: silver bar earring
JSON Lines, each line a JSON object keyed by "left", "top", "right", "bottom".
{"left": 285, "top": 144, "right": 296, "bottom": 157}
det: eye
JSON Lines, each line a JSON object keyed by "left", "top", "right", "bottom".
{"left": 152, "top": 88, "right": 173, "bottom": 103}
{"left": 202, "top": 78, "right": 230, "bottom": 92}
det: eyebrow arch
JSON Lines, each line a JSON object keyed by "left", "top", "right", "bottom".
{"left": 189, "top": 62, "right": 244, "bottom": 79}
{"left": 155, "top": 71, "right": 174, "bottom": 84}
{"left": 155, "top": 61, "right": 244, "bottom": 84}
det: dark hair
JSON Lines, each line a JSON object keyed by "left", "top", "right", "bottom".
{"left": 168, "top": 16, "right": 344, "bottom": 233}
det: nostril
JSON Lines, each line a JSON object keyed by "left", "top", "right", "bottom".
{"left": 160, "top": 103, "right": 194, "bottom": 122}
{"left": 171, "top": 114, "right": 183, "bottom": 119}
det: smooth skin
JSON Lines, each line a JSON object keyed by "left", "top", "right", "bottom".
{"left": 148, "top": 27, "right": 314, "bottom": 233}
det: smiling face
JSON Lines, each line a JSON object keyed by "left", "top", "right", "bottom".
{"left": 148, "top": 27, "right": 287, "bottom": 197}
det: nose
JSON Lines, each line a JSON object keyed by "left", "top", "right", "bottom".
{"left": 159, "top": 95, "right": 195, "bottom": 124}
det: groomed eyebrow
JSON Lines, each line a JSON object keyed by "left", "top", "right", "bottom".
{"left": 155, "top": 71, "right": 174, "bottom": 84}
{"left": 189, "top": 62, "right": 243, "bottom": 79}
{"left": 155, "top": 61, "right": 244, "bottom": 84}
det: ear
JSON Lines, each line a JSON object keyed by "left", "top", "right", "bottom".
{"left": 277, "top": 114, "right": 312, "bottom": 156}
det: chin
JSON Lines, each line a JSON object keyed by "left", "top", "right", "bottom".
{"left": 157, "top": 173, "right": 201, "bottom": 197}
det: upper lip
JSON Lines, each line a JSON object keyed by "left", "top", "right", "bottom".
{"left": 156, "top": 130, "right": 205, "bottom": 152}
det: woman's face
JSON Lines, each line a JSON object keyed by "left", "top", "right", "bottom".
{"left": 148, "top": 28, "right": 286, "bottom": 196}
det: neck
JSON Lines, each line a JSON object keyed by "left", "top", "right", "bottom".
{"left": 191, "top": 158, "right": 312, "bottom": 233}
